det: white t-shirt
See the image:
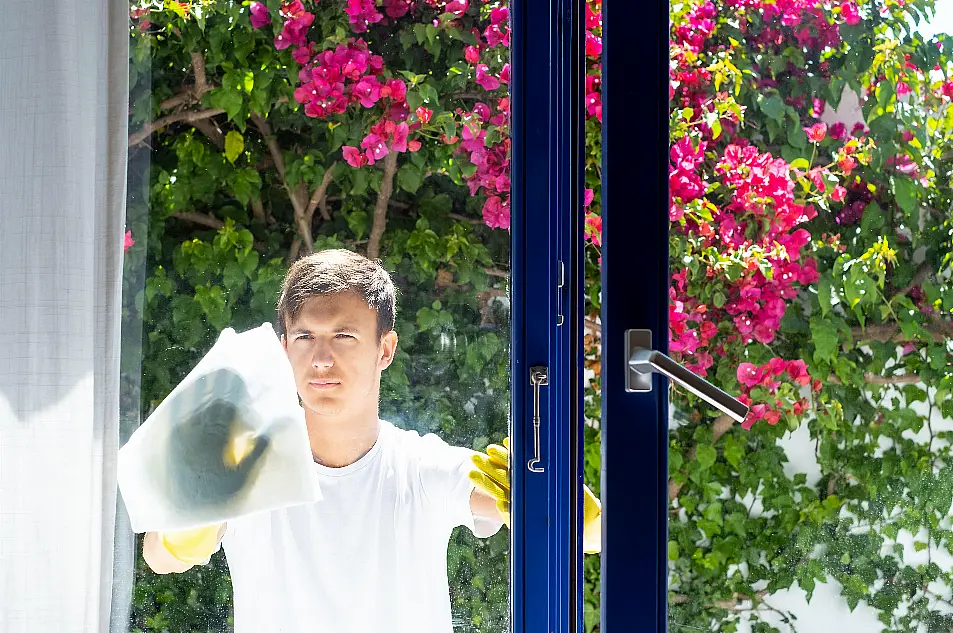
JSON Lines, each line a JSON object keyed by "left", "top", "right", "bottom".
{"left": 221, "top": 420, "right": 502, "bottom": 633}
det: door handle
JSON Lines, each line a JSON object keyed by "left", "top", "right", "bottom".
{"left": 625, "top": 329, "right": 749, "bottom": 424}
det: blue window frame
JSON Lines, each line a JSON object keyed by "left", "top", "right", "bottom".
{"left": 599, "top": 0, "right": 670, "bottom": 632}
{"left": 510, "top": 0, "right": 587, "bottom": 632}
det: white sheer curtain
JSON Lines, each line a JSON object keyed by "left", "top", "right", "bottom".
{"left": 0, "top": 0, "right": 130, "bottom": 631}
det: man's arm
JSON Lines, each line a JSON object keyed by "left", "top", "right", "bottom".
{"left": 470, "top": 487, "right": 506, "bottom": 523}
{"left": 142, "top": 523, "right": 227, "bottom": 574}
{"left": 143, "top": 532, "right": 194, "bottom": 574}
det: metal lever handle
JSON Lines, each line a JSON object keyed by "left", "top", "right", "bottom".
{"left": 528, "top": 366, "right": 548, "bottom": 473}
{"left": 625, "top": 329, "right": 749, "bottom": 424}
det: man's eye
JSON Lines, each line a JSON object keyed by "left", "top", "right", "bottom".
{"left": 295, "top": 334, "right": 312, "bottom": 340}
{"left": 335, "top": 333, "right": 355, "bottom": 339}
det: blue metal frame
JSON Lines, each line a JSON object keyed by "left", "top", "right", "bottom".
{"left": 510, "top": 0, "right": 585, "bottom": 631}
{"left": 599, "top": 0, "right": 670, "bottom": 632}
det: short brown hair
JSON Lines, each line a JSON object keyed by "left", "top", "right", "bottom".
{"left": 276, "top": 249, "right": 397, "bottom": 339}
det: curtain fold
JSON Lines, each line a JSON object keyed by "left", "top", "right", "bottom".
{"left": 0, "top": 1, "right": 130, "bottom": 631}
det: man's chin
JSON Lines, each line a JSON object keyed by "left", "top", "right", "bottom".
{"left": 301, "top": 398, "right": 345, "bottom": 418}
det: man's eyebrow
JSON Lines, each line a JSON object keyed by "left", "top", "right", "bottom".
{"left": 288, "top": 323, "right": 363, "bottom": 334}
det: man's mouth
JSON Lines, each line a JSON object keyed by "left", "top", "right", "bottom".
{"left": 308, "top": 379, "right": 341, "bottom": 389}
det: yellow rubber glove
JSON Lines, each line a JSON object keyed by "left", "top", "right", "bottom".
{"left": 470, "top": 438, "right": 603, "bottom": 554}
{"left": 160, "top": 523, "right": 225, "bottom": 565}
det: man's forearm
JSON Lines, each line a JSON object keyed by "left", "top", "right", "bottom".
{"left": 143, "top": 531, "right": 194, "bottom": 575}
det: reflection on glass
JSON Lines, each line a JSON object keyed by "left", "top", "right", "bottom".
{"left": 123, "top": 1, "right": 512, "bottom": 631}
{"left": 667, "top": 2, "right": 953, "bottom": 632}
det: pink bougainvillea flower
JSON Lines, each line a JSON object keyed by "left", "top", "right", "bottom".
{"left": 361, "top": 133, "right": 389, "bottom": 161}
{"left": 583, "top": 188, "right": 594, "bottom": 207}
{"left": 840, "top": 1, "right": 861, "bottom": 25}
{"left": 804, "top": 122, "right": 827, "bottom": 143}
{"left": 482, "top": 195, "right": 510, "bottom": 229}
{"left": 292, "top": 44, "right": 314, "bottom": 65}
{"left": 464, "top": 45, "right": 481, "bottom": 64}
{"left": 586, "top": 31, "right": 602, "bottom": 57}
{"left": 344, "top": 0, "right": 383, "bottom": 33}
{"left": 415, "top": 106, "right": 433, "bottom": 124}
{"left": 586, "top": 91, "right": 602, "bottom": 121}
{"left": 897, "top": 81, "right": 912, "bottom": 97}
{"left": 737, "top": 363, "right": 762, "bottom": 388}
{"left": 383, "top": 0, "right": 412, "bottom": 18}
{"left": 829, "top": 122, "right": 846, "bottom": 140}
{"left": 390, "top": 122, "right": 409, "bottom": 152}
{"left": 353, "top": 76, "right": 382, "bottom": 107}
{"left": 490, "top": 6, "right": 508, "bottom": 25}
{"left": 408, "top": 139, "right": 422, "bottom": 152}
{"left": 585, "top": 212, "right": 602, "bottom": 247}
{"left": 249, "top": 1, "right": 271, "bottom": 29}
{"left": 342, "top": 146, "right": 368, "bottom": 168}
{"left": 585, "top": 3, "right": 601, "bottom": 29}
{"left": 499, "top": 63, "right": 510, "bottom": 84}
{"left": 475, "top": 64, "right": 501, "bottom": 91}
{"left": 123, "top": 230, "right": 135, "bottom": 253}
{"left": 831, "top": 185, "right": 847, "bottom": 202}
{"left": 445, "top": 0, "right": 468, "bottom": 16}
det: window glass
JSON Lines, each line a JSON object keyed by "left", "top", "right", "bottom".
{"left": 581, "top": 1, "right": 603, "bottom": 631}
{"left": 122, "top": 1, "right": 512, "bottom": 631}
{"left": 666, "top": 2, "right": 953, "bottom": 632}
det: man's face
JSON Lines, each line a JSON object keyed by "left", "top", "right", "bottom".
{"left": 281, "top": 292, "right": 397, "bottom": 420}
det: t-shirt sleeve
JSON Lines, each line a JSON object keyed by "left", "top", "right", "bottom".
{"left": 415, "top": 432, "right": 481, "bottom": 533}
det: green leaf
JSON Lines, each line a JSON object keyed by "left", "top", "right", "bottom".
{"left": 724, "top": 438, "right": 744, "bottom": 469}
{"left": 893, "top": 177, "right": 917, "bottom": 216}
{"left": 208, "top": 87, "right": 243, "bottom": 121}
{"left": 696, "top": 444, "right": 717, "bottom": 470}
{"left": 790, "top": 158, "right": 810, "bottom": 171}
{"left": 397, "top": 163, "right": 423, "bottom": 194}
{"left": 787, "top": 122, "right": 807, "bottom": 149}
{"left": 818, "top": 273, "right": 833, "bottom": 316}
{"left": 877, "top": 79, "right": 895, "bottom": 110}
{"left": 861, "top": 201, "right": 885, "bottom": 233}
{"left": 668, "top": 541, "right": 679, "bottom": 561}
{"left": 810, "top": 316, "right": 840, "bottom": 363}
{"left": 347, "top": 210, "right": 369, "bottom": 240}
{"left": 225, "top": 131, "right": 244, "bottom": 164}
{"left": 759, "top": 95, "right": 786, "bottom": 122}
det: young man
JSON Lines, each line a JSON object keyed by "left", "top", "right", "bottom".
{"left": 143, "top": 249, "right": 600, "bottom": 633}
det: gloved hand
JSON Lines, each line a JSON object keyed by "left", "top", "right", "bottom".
{"left": 159, "top": 523, "right": 225, "bottom": 565}
{"left": 470, "top": 438, "right": 603, "bottom": 554}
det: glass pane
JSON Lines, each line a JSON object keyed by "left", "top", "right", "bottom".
{"left": 582, "top": 1, "right": 603, "bottom": 632}
{"left": 666, "top": 2, "right": 953, "bottom": 632}
{"left": 121, "top": 1, "right": 512, "bottom": 632}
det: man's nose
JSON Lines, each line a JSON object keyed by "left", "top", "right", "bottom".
{"left": 311, "top": 342, "right": 334, "bottom": 368}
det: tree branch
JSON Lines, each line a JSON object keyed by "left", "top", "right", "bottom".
{"left": 190, "top": 51, "right": 210, "bottom": 96}
{"left": 251, "top": 113, "right": 287, "bottom": 181}
{"left": 128, "top": 107, "right": 226, "bottom": 146}
{"left": 251, "top": 112, "right": 315, "bottom": 252}
{"left": 191, "top": 118, "right": 224, "bottom": 149}
{"left": 827, "top": 372, "right": 923, "bottom": 385}
{"left": 670, "top": 590, "right": 769, "bottom": 610}
{"left": 171, "top": 211, "right": 224, "bottom": 229}
{"left": 305, "top": 162, "right": 337, "bottom": 219}
{"left": 367, "top": 153, "right": 399, "bottom": 260}
{"left": 851, "top": 317, "right": 953, "bottom": 343}
{"left": 669, "top": 414, "right": 734, "bottom": 501}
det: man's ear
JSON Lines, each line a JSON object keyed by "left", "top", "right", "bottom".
{"left": 378, "top": 330, "right": 398, "bottom": 370}
{"left": 281, "top": 334, "right": 288, "bottom": 353}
